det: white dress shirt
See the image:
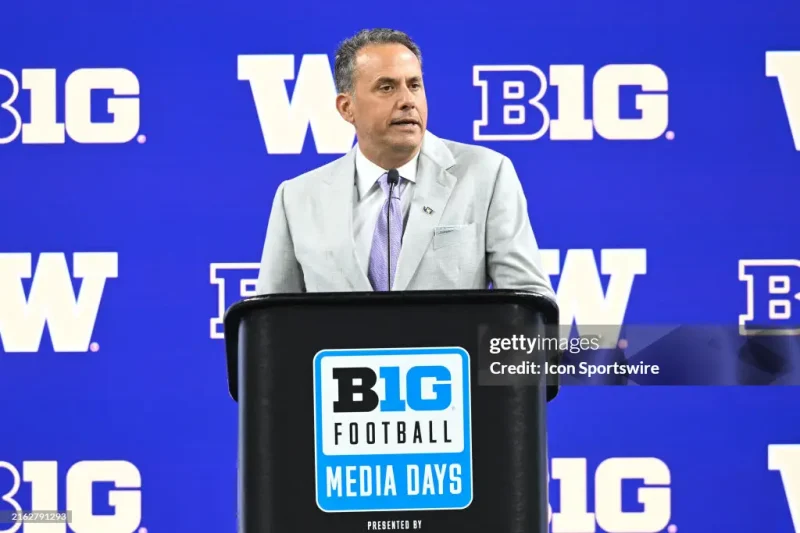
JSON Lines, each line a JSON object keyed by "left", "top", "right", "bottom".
{"left": 352, "top": 144, "right": 420, "bottom": 278}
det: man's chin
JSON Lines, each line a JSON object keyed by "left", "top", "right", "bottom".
{"left": 387, "top": 129, "right": 424, "bottom": 150}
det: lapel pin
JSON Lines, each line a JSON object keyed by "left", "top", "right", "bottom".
{"left": 423, "top": 206, "right": 434, "bottom": 215}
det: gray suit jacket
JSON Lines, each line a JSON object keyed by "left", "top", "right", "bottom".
{"left": 255, "top": 130, "right": 556, "bottom": 303}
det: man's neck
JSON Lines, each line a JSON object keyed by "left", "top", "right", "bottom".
{"left": 358, "top": 143, "right": 418, "bottom": 170}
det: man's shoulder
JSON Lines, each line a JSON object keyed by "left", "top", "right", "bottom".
{"left": 276, "top": 156, "right": 347, "bottom": 198}
{"left": 427, "top": 133, "right": 510, "bottom": 175}
{"left": 423, "top": 133, "right": 522, "bottom": 199}
{"left": 443, "top": 137, "right": 506, "bottom": 162}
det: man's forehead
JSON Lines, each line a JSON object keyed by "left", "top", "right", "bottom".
{"left": 354, "top": 43, "right": 421, "bottom": 73}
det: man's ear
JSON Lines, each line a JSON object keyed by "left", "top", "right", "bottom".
{"left": 336, "top": 93, "right": 355, "bottom": 125}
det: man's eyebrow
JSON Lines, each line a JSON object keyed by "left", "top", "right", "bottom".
{"left": 373, "top": 75, "right": 422, "bottom": 85}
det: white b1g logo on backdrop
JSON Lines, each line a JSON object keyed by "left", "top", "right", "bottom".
{"left": 473, "top": 64, "right": 669, "bottom": 141}
{"left": 0, "top": 68, "right": 140, "bottom": 144}
{"left": 0, "top": 460, "right": 141, "bottom": 533}
{"left": 549, "top": 448, "right": 800, "bottom": 533}
{"left": 549, "top": 457, "right": 671, "bottom": 533}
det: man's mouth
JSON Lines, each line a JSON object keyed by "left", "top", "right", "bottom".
{"left": 391, "top": 119, "right": 419, "bottom": 126}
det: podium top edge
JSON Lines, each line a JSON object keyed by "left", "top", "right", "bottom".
{"left": 223, "top": 289, "right": 558, "bottom": 326}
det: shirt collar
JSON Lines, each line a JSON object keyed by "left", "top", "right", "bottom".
{"left": 355, "top": 144, "right": 419, "bottom": 200}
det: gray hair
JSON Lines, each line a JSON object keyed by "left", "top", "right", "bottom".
{"left": 334, "top": 28, "right": 422, "bottom": 94}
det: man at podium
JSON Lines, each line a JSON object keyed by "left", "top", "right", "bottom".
{"left": 255, "top": 28, "right": 555, "bottom": 304}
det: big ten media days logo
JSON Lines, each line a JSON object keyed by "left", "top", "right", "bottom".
{"left": 766, "top": 50, "right": 800, "bottom": 151}
{"left": 473, "top": 63, "right": 670, "bottom": 142}
{"left": 0, "top": 460, "right": 142, "bottom": 533}
{"left": 210, "top": 248, "right": 647, "bottom": 349}
{"left": 0, "top": 68, "right": 141, "bottom": 145}
{"left": 312, "top": 347, "right": 472, "bottom": 513}
{"left": 0, "top": 253, "right": 118, "bottom": 353}
{"left": 739, "top": 259, "right": 800, "bottom": 335}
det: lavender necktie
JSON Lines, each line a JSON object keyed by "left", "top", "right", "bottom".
{"left": 368, "top": 172, "right": 406, "bottom": 291}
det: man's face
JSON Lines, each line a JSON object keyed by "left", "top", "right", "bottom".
{"left": 339, "top": 43, "right": 427, "bottom": 156}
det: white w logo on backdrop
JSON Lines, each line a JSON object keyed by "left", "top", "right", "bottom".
{"left": 238, "top": 54, "right": 355, "bottom": 154}
{"left": 769, "top": 444, "right": 800, "bottom": 532}
{"left": 766, "top": 51, "right": 800, "bottom": 151}
{"left": 541, "top": 249, "right": 647, "bottom": 348}
{"left": 0, "top": 253, "right": 117, "bottom": 352}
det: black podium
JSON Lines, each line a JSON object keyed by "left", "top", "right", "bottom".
{"left": 224, "top": 289, "right": 559, "bottom": 533}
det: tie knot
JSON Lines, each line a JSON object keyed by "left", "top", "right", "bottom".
{"left": 379, "top": 172, "right": 403, "bottom": 199}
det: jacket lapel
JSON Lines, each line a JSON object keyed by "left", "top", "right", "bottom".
{"left": 392, "top": 132, "right": 457, "bottom": 291}
{"left": 320, "top": 149, "right": 373, "bottom": 292}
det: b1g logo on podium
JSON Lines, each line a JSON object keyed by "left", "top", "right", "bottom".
{"left": 313, "top": 347, "right": 473, "bottom": 513}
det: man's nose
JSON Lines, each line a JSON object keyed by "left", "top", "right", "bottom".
{"left": 397, "top": 86, "right": 416, "bottom": 108}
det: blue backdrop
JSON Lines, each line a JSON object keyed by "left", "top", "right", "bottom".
{"left": 1, "top": 0, "right": 799, "bottom": 531}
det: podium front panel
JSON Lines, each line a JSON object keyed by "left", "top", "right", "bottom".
{"left": 234, "top": 294, "right": 552, "bottom": 533}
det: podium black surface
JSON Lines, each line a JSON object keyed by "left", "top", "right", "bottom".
{"left": 224, "top": 289, "right": 559, "bottom": 533}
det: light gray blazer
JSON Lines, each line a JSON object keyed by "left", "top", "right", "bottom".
{"left": 255, "top": 130, "right": 556, "bottom": 303}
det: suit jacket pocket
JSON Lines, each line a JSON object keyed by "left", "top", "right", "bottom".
{"left": 432, "top": 222, "right": 476, "bottom": 250}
